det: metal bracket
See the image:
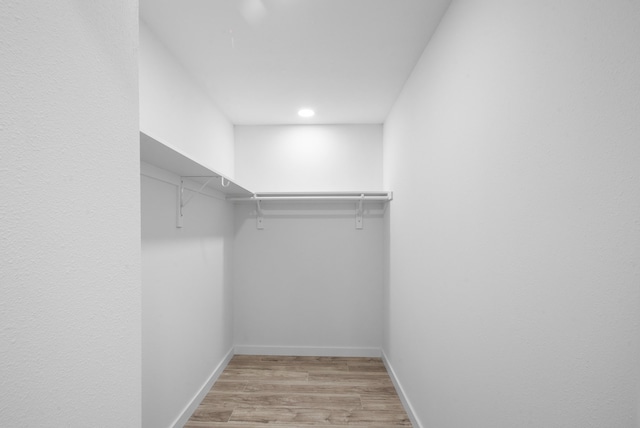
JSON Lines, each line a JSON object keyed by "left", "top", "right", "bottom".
{"left": 177, "top": 176, "right": 216, "bottom": 228}
{"left": 355, "top": 194, "right": 364, "bottom": 229}
{"left": 256, "top": 198, "right": 264, "bottom": 230}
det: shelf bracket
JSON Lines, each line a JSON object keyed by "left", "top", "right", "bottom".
{"left": 177, "top": 176, "right": 216, "bottom": 228}
{"left": 256, "top": 197, "right": 264, "bottom": 230}
{"left": 355, "top": 194, "right": 364, "bottom": 230}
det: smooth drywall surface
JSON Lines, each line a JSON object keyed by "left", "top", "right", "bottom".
{"left": 141, "top": 165, "right": 234, "bottom": 428}
{"left": 235, "top": 125, "right": 383, "bottom": 192}
{"left": 383, "top": 1, "right": 640, "bottom": 427}
{"left": 0, "top": 2, "right": 141, "bottom": 426}
{"left": 234, "top": 203, "right": 384, "bottom": 354}
{"left": 140, "top": 21, "right": 234, "bottom": 177}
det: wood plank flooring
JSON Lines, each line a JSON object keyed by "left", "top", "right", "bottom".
{"left": 184, "top": 355, "right": 412, "bottom": 427}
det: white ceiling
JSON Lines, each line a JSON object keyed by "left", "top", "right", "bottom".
{"left": 140, "top": 0, "right": 451, "bottom": 125}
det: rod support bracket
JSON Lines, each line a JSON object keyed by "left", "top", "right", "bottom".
{"left": 176, "top": 179, "right": 185, "bottom": 228}
{"left": 355, "top": 194, "right": 364, "bottom": 229}
{"left": 256, "top": 197, "right": 264, "bottom": 230}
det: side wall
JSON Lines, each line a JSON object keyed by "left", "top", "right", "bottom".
{"left": 140, "top": 21, "right": 234, "bottom": 177}
{"left": 141, "top": 165, "right": 234, "bottom": 428}
{"left": 0, "top": 2, "right": 141, "bottom": 426}
{"left": 139, "top": 21, "right": 236, "bottom": 428}
{"left": 383, "top": 1, "right": 640, "bottom": 427}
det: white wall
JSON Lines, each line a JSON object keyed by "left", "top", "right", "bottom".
{"left": 139, "top": 19, "right": 239, "bottom": 427}
{"left": 233, "top": 202, "right": 384, "bottom": 356}
{"left": 141, "top": 165, "right": 234, "bottom": 428}
{"left": 383, "top": 1, "right": 640, "bottom": 427}
{"left": 235, "top": 125, "right": 382, "bottom": 192}
{"left": 233, "top": 124, "right": 385, "bottom": 355}
{"left": 0, "top": 2, "right": 140, "bottom": 427}
{"left": 140, "top": 21, "right": 234, "bottom": 177}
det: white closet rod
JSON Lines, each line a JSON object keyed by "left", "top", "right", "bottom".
{"left": 228, "top": 193, "right": 392, "bottom": 202}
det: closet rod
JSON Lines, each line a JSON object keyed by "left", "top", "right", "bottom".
{"left": 228, "top": 193, "right": 393, "bottom": 202}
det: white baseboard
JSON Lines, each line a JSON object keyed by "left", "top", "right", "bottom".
{"left": 234, "top": 345, "right": 381, "bottom": 358}
{"left": 382, "top": 350, "right": 422, "bottom": 428}
{"left": 170, "top": 347, "right": 234, "bottom": 428}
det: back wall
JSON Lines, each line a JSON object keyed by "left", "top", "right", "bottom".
{"left": 233, "top": 124, "right": 386, "bottom": 356}
{"left": 234, "top": 124, "right": 382, "bottom": 192}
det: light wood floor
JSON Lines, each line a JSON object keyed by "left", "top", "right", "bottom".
{"left": 184, "top": 355, "right": 412, "bottom": 427}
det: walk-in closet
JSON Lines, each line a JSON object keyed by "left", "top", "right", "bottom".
{"left": 3, "top": 1, "right": 639, "bottom": 427}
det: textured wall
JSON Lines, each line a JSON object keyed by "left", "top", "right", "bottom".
{"left": 0, "top": 2, "right": 141, "bottom": 426}
{"left": 383, "top": 0, "right": 640, "bottom": 427}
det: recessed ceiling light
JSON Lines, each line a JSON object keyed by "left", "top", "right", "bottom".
{"left": 298, "top": 108, "right": 315, "bottom": 118}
